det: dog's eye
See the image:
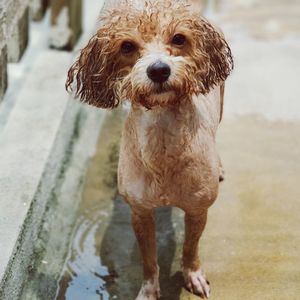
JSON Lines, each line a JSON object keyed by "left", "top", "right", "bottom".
{"left": 172, "top": 34, "right": 186, "bottom": 46}
{"left": 121, "top": 41, "right": 136, "bottom": 54}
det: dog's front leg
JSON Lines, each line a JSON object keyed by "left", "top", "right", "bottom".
{"left": 182, "top": 211, "right": 211, "bottom": 299}
{"left": 132, "top": 210, "right": 160, "bottom": 300}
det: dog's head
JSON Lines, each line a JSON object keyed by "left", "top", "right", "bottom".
{"left": 66, "top": 0, "right": 233, "bottom": 109}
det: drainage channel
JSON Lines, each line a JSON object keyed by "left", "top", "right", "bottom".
{"left": 54, "top": 108, "right": 125, "bottom": 300}
{"left": 17, "top": 108, "right": 120, "bottom": 300}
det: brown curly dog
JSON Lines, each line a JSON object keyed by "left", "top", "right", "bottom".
{"left": 66, "top": 1, "right": 233, "bottom": 298}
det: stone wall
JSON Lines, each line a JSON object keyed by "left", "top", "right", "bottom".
{"left": 0, "top": 0, "right": 83, "bottom": 101}
{"left": 50, "top": 0, "right": 82, "bottom": 50}
{"left": 0, "top": 2, "right": 8, "bottom": 100}
{"left": 0, "top": 0, "right": 30, "bottom": 101}
{"left": 30, "top": 0, "right": 48, "bottom": 21}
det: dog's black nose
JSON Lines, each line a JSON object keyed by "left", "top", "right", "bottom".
{"left": 147, "top": 61, "right": 171, "bottom": 83}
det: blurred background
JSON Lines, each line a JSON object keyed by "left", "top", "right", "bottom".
{"left": 0, "top": 0, "right": 299, "bottom": 299}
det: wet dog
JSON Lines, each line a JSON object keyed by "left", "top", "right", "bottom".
{"left": 66, "top": 1, "right": 233, "bottom": 298}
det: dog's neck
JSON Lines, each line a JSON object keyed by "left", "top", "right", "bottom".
{"left": 123, "top": 90, "right": 221, "bottom": 173}
{"left": 129, "top": 91, "right": 220, "bottom": 137}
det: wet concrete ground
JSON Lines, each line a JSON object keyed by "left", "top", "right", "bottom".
{"left": 55, "top": 1, "right": 300, "bottom": 299}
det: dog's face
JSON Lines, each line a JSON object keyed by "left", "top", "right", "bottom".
{"left": 66, "top": 1, "right": 233, "bottom": 109}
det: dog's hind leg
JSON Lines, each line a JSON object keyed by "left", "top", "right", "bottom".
{"left": 182, "top": 211, "right": 211, "bottom": 299}
{"left": 132, "top": 210, "right": 161, "bottom": 300}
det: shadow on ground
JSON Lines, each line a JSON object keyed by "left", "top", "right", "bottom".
{"left": 100, "top": 197, "right": 183, "bottom": 299}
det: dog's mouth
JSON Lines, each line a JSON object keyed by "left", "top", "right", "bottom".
{"left": 152, "top": 83, "right": 172, "bottom": 94}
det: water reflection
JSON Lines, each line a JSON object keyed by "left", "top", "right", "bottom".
{"left": 55, "top": 216, "right": 111, "bottom": 300}
{"left": 56, "top": 196, "right": 184, "bottom": 299}
{"left": 100, "top": 198, "right": 183, "bottom": 300}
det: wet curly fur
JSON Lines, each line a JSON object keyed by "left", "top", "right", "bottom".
{"left": 66, "top": 0, "right": 233, "bottom": 109}
{"left": 66, "top": 1, "right": 233, "bottom": 299}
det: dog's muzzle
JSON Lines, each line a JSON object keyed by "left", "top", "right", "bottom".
{"left": 147, "top": 61, "right": 171, "bottom": 83}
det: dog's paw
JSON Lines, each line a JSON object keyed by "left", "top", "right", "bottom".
{"left": 135, "top": 278, "right": 161, "bottom": 300}
{"left": 183, "top": 268, "right": 210, "bottom": 299}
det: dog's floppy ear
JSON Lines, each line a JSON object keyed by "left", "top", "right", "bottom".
{"left": 66, "top": 30, "right": 119, "bottom": 109}
{"left": 192, "top": 17, "right": 234, "bottom": 94}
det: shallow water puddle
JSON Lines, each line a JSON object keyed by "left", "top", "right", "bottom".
{"left": 55, "top": 109, "right": 124, "bottom": 300}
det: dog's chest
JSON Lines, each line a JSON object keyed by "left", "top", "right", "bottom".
{"left": 120, "top": 102, "right": 220, "bottom": 208}
{"left": 136, "top": 110, "right": 194, "bottom": 172}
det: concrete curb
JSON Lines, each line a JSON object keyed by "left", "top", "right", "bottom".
{"left": 21, "top": 105, "right": 105, "bottom": 300}
{"left": 0, "top": 50, "right": 82, "bottom": 299}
